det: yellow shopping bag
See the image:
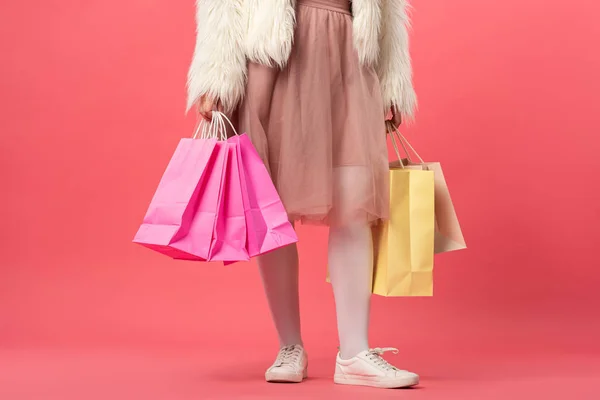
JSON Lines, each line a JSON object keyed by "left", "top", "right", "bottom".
{"left": 372, "top": 128, "right": 435, "bottom": 296}
{"left": 388, "top": 126, "right": 467, "bottom": 254}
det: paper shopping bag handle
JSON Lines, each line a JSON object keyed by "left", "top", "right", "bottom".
{"left": 192, "top": 117, "right": 224, "bottom": 140}
{"left": 388, "top": 125, "right": 406, "bottom": 169}
{"left": 192, "top": 112, "right": 239, "bottom": 140}
{"left": 386, "top": 121, "right": 425, "bottom": 165}
{"left": 214, "top": 111, "right": 240, "bottom": 137}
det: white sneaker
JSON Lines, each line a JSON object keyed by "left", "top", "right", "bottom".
{"left": 265, "top": 344, "right": 308, "bottom": 383}
{"left": 334, "top": 347, "right": 419, "bottom": 389}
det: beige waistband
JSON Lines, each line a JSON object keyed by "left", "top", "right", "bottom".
{"left": 298, "top": 0, "right": 351, "bottom": 15}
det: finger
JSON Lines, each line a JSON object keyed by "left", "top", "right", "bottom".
{"left": 197, "top": 104, "right": 212, "bottom": 121}
{"left": 384, "top": 108, "right": 393, "bottom": 121}
{"left": 393, "top": 112, "right": 403, "bottom": 127}
{"left": 198, "top": 97, "right": 215, "bottom": 120}
{"left": 214, "top": 99, "right": 224, "bottom": 113}
{"left": 199, "top": 110, "right": 212, "bottom": 121}
{"left": 385, "top": 120, "right": 393, "bottom": 135}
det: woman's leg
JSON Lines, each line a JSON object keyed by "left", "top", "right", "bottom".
{"left": 257, "top": 237, "right": 303, "bottom": 347}
{"left": 329, "top": 222, "right": 421, "bottom": 388}
{"left": 328, "top": 222, "right": 373, "bottom": 359}
{"left": 327, "top": 165, "right": 374, "bottom": 359}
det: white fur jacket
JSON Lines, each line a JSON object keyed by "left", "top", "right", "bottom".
{"left": 186, "top": 0, "right": 416, "bottom": 118}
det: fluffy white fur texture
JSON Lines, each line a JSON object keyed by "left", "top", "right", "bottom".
{"left": 186, "top": 0, "right": 247, "bottom": 113}
{"left": 245, "top": 0, "right": 297, "bottom": 67}
{"left": 187, "top": 0, "right": 416, "bottom": 117}
{"left": 351, "top": 0, "right": 382, "bottom": 66}
{"left": 377, "top": 0, "right": 417, "bottom": 119}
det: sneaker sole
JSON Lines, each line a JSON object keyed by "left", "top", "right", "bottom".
{"left": 265, "top": 368, "right": 308, "bottom": 383}
{"left": 334, "top": 374, "right": 419, "bottom": 389}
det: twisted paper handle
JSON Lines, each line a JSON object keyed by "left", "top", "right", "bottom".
{"left": 192, "top": 112, "right": 239, "bottom": 140}
{"left": 387, "top": 121, "right": 425, "bottom": 168}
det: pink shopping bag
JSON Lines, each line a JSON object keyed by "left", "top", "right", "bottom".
{"left": 231, "top": 134, "right": 298, "bottom": 257}
{"left": 207, "top": 141, "right": 249, "bottom": 262}
{"left": 168, "top": 142, "right": 229, "bottom": 260}
{"left": 133, "top": 137, "right": 218, "bottom": 259}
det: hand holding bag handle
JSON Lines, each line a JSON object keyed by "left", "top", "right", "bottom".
{"left": 386, "top": 121, "right": 425, "bottom": 167}
{"left": 193, "top": 111, "right": 239, "bottom": 141}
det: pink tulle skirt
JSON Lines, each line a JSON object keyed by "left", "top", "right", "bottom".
{"left": 236, "top": 0, "right": 389, "bottom": 226}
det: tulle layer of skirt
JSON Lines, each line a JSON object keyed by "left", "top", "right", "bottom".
{"left": 236, "top": 0, "right": 389, "bottom": 226}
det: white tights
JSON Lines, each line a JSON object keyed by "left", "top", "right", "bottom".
{"left": 257, "top": 222, "right": 373, "bottom": 359}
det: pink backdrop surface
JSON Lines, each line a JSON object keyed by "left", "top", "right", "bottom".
{"left": 1, "top": 1, "right": 599, "bottom": 399}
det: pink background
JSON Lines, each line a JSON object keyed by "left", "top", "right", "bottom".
{"left": 1, "top": 0, "right": 599, "bottom": 398}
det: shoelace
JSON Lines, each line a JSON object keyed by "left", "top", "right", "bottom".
{"left": 274, "top": 345, "right": 303, "bottom": 367}
{"left": 366, "top": 347, "right": 400, "bottom": 371}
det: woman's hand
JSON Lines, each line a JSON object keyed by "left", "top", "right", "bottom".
{"left": 385, "top": 106, "right": 402, "bottom": 133}
{"left": 196, "top": 94, "right": 223, "bottom": 121}
{"left": 390, "top": 106, "right": 402, "bottom": 128}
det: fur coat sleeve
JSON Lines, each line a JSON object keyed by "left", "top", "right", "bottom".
{"left": 377, "top": 0, "right": 417, "bottom": 119}
{"left": 185, "top": 0, "right": 247, "bottom": 113}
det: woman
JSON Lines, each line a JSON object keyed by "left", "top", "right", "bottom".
{"left": 187, "top": 0, "right": 418, "bottom": 388}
